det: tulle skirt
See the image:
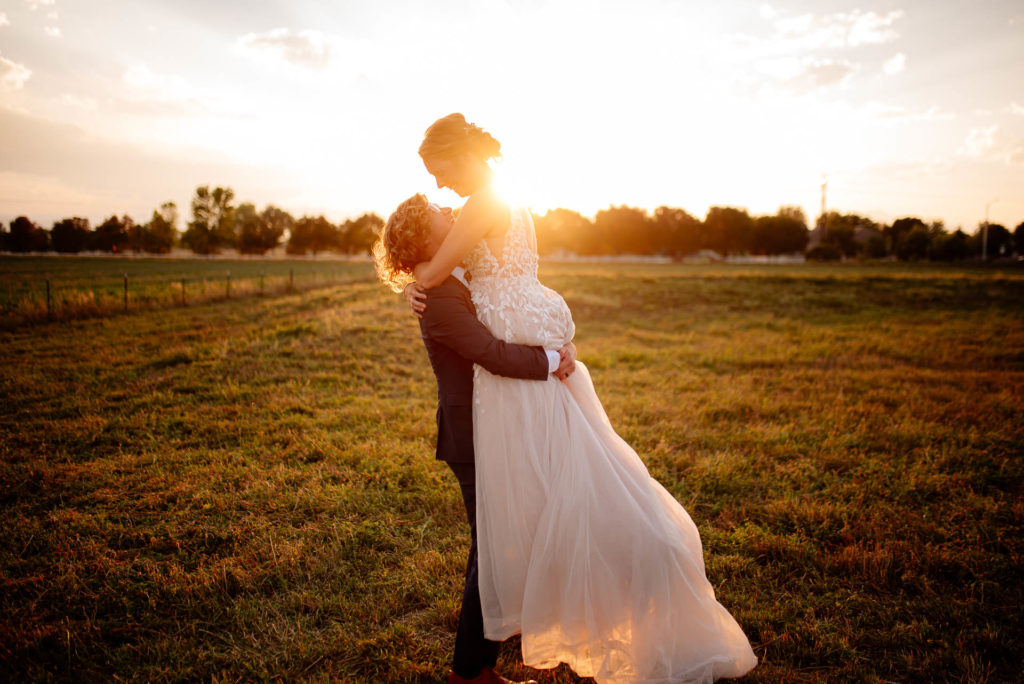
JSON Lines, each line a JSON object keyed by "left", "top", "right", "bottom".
{"left": 472, "top": 362, "right": 758, "bottom": 683}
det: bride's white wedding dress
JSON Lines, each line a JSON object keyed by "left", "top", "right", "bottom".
{"left": 465, "top": 207, "right": 757, "bottom": 684}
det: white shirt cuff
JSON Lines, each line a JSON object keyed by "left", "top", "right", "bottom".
{"left": 545, "top": 349, "right": 560, "bottom": 373}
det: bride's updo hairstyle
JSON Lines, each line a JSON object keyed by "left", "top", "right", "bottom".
{"left": 373, "top": 193, "right": 430, "bottom": 292}
{"left": 419, "top": 113, "right": 502, "bottom": 165}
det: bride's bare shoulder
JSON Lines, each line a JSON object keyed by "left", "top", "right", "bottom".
{"left": 464, "top": 185, "right": 505, "bottom": 213}
{"left": 463, "top": 187, "right": 510, "bottom": 234}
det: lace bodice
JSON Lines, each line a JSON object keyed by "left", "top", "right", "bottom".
{"left": 465, "top": 206, "right": 540, "bottom": 280}
{"left": 464, "top": 206, "right": 575, "bottom": 349}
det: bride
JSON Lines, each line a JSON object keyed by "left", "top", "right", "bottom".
{"left": 389, "top": 113, "right": 757, "bottom": 683}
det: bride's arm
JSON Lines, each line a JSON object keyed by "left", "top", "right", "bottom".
{"left": 412, "top": 192, "right": 499, "bottom": 289}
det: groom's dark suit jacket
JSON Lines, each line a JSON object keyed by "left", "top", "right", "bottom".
{"left": 418, "top": 275, "right": 549, "bottom": 464}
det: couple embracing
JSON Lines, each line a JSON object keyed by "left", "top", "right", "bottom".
{"left": 373, "top": 114, "right": 757, "bottom": 684}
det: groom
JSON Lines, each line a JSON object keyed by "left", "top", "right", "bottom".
{"left": 406, "top": 204, "right": 574, "bottom": 684}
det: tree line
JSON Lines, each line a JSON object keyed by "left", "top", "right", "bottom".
{"left": 0, "top": 186, "right": 384, "bottom": 257}
{"left": 3, "top": 187, "right": 1023, "bottom": 262}
{"left": 533, "top": 205, "right": 810, "bottom": 257}
{"left": 804, "top": 213, "right": 1022, "bottom": 262}
{"left": 532, "top": 205, "right": 1024, "bottom": 261}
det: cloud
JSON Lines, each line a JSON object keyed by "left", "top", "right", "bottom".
{"left": 44, "top": 25, "right": 61, "bottom": 38}
{"left": 756, "top": 56, "right": 856, "bottom": 92}
{"left": 1009, "top": 102, "right": 1024, "bottom": 116}
{"left": 47, "top": 10, "right": 58, "bottom": 19}
{"left": 800, "top": 59, "right": 857, "bottom": 88}
{"left": 864, "top": 102, "right": 953, "bottom": 125}
{"left": 1009, "top": 142, "right": 1024, "bottom": 165}
{"left": 58, "top": 94, "right": 98, "bottom": 111}
{"left": 0, "top": 13, "right": 9, "bottom": 27}
{"left": 23, "top": 0, "right": 56, "bottom": 10}
{"left": 961, "top": 125, "right": 1024, "bottom": 165}
{"left": 1, "top": 54, "right": 31, "bottom": 90}
{"left": 122, "top": 63, "right": 197, "bottom": 105}
{"left": 767, "top": 8, "right": 904, "bottom": 52}
{"left": 846, "top": 10, "right": 904, "bottom": 46}
{"left": 920, "top": 106, "right": 954, "bottom": 121}
{"left": 882, "top": 52, "right": 906, "bottom": 75}
{"left": 738, "top": 7, "right": 905, "bottom": 90}
{"left": 234, "top": 28, "right": 331, "bottom": 69}
{"left": 963, "top": 125, "right": 997, "bottom": 156}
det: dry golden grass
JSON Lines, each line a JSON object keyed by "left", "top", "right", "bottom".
{"left": 1, "top": 261, "right": 1022, "bottom": 682}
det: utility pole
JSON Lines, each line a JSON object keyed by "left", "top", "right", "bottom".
{"left": 983, "top": 198, "right": 998, "bottom": 261}
{"left": 820, "top": 174, "right": 828, "bottom": 219}
{"left": 818, "top": 174, "right": 828, "bottom": 241}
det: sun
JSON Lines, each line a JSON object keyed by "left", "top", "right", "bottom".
{"left": 490, "top": 159, "right": 532, "bottom": 210}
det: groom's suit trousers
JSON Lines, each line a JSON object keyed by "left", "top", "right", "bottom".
{"left": 447, "top": 460, "right": 500, "bottom": 678}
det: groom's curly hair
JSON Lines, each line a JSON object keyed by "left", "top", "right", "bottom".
{"left": 373, "top": 193, "right": 430, "bottom": 293}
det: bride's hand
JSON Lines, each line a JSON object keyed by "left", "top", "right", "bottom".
{"left": 403, "top": 282, "right": 427, "bottom": 318}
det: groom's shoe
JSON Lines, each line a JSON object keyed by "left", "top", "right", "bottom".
{"left": 446, "top": 666, "right": 538, "bottom": 684}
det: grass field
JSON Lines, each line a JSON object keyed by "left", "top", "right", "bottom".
{"left": 0, "top": 255, "right": 369, "bottom": 325}
{"left": 1, "top": 261, "right": 1022, "bottom": 682}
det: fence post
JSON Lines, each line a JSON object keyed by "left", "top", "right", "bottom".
{"left": 226, "top": 271, "right": 231, "bottom": 298}
{"left": 123, "top": 273, "right": 128, "bottom": 313}
{"left": 46, "top": 278, "right": 52, "bottom": 320}
{"left": 181, "top": 278, "right": 186, "bottom": 306}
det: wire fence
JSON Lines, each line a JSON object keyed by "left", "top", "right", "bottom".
{"left": 0, "top": 259, "right": 375, "bottom": 328}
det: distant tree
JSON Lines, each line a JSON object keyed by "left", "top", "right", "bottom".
{"left": 978, "top": 223, "right": 1011, "bottom": 259}
{"left": 865, "top": 234, "right": 887, "bottom": 258}
{"left": 817, "top": 211, "right": 878, "bottom": 258}
{"left": 777, "top": 206, "right": 810, "bottom": 244}
{"left": 752, "top": 206, "right": 809, "bottom": 254}
{"left": 6, "top": 216, "right": 48, "bottom": 253}
{"left": 260, "top": 205, "right": 293, "bottom": 253}
{"left": 592, "top": 206, "right": 652, "bottom": 255}
{"left": 897, "top": 225, "right": 931, "bottom": 260}
{"left": 287, "top": 215, "right": 337, "bottom": 255}
{"left": 826, "top": 223, "right": 857, "bottom": 258}
{"left": 236, "top": 203, "right": 289, "bottom": 255}
{"left": 650, "top": 206, "right": 703, "bottom": 257}
{"left": 924, "top": 221, "right": 946, "bottom": 260}
{"left": 51, "top": 217, "right": 91, "bottom": 253}
{"left": 235, "top": 203, "right": 263, "bottom": 255}
{"left": 932, "top": 229, "right": 970, "bottom": 261}
{"left": 92, "top": 215, "right": 133, "bottom": 253}
{"left": 852, "top": 217, "right": 884, "bottom": 257}
{"left": 1014, "top": 221, "right": 1024, "bottom": 256}
{"left": 182, "top": 185, "right": 236, "bottom": 254}
{"left": 341, "top": 212, "right": 384, "bottom": 255}
{"left": 533, "top": 208, "right": 593, "bottom": 256}
{"left": 704, "top": 206, "right": 753, "bottom": 256}
{"left": 887, "top": 217, "right": 926, "bottom": 259}
{"left": 133, "top": 202, "right": 179, "bottom": 254}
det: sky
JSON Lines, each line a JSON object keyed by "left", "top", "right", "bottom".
{"left": 0, "top": 0, "right": 1022, "bottom": 232}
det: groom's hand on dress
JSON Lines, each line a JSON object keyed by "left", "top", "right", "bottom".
{"left": 403, "top": 282, "right": 427, "bottom": 318}
{"left": 554, "top": 341, "right": 576, "bottom": 380}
